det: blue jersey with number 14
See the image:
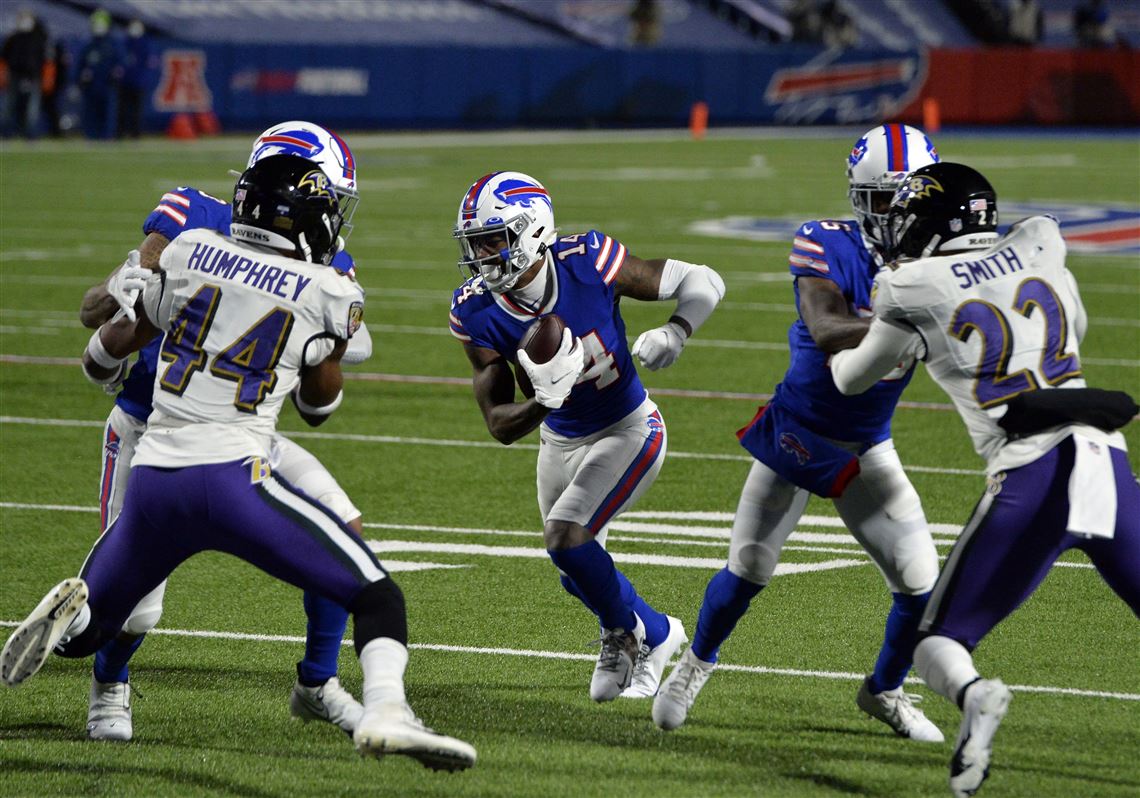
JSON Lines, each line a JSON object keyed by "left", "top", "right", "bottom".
{"left": 115, "top": 186, "right": 357, "bottom": 422}
{"left": 449, "top": 230, "right": 648, "bottom": 438}
{"left": 776, "top": 218, "right": 914, "bottom": 444}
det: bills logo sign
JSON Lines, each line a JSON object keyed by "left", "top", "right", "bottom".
{"left": 764, "top": 53, "right": 925, "bottom": 125}
{"left": 690, "top": 203, "right": 1140, "bottom": 257}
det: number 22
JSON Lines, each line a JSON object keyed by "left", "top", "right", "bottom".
{"left": 949, "top": 277, "right": 1081, "bottom": 408}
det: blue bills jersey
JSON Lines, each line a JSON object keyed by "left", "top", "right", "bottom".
{"left": 116, "top": 187, "right": 356, "bottom": 422}
{"left": 449, "top": 230, "right": 647, "bottom": 438}
{"left": 776, "top": 219, "right": 914, "bottom": 444}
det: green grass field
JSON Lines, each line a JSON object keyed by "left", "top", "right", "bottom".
{"left": 0, "top": 129, "right": 1137, "bottom": 798}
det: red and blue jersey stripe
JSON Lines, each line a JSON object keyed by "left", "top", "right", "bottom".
{"left": 587, "top": 411, "right": 665, "bottom": 533}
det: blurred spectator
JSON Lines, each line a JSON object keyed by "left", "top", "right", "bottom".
{"left": 1074, "top": 0, "right": 1116, "bottom": 48}
{"left": 819, "top": 1, "right": 858, "bottom": 49}
{"left": 78, "top": 8, "right": 124, "bottom": 140}
{"left": 788, "top": 0, "right": 823, "bottom": 44}
{"left": 118, "top": 19, "right": 156, "bottom": 138}
{"left": 629, "top": 0, "right": 662, "bottom": 46}
{"left": 41, "top": 38, "right": 72, "bottom": 137}
{"left": 1, "top": 9, "right": 48, "bottom": 138}
{"left": 1007, "top": 0, "right": 1043, "bottom": 46}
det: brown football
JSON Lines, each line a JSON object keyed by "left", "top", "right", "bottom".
{"left": 514, "top": 314, "right": 567, "bottom": 398}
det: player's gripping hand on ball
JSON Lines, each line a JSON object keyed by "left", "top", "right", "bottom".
{"left": 632, "top": 321, "right": 686, "bottom": 371}
{"left": 106, "top": 250, "right": 151, "bottom": 323}
{"left": 517, "top": 328, "right": 586, "bottom": 409}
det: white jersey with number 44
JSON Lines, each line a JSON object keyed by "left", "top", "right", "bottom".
{"left": 871, "top": 215, "right": 1121, "bottom": 471}
{"left": 134, "top": 228, "right": 364, "bottom": 468}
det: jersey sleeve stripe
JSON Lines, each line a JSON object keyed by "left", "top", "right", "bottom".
{"left": 154, "top": 204, "right": 188, "bottom": 226}
{"left": 793, "top": 236, "right": 825, "bottom": 254}
{"left": 160, "top": 192, "right": 192, "bottom": 208}
{"left": 789, "top": 254, "right": 829, "bottom": 274}
{"left": 602, "top": 243, "right": 626, "bottom": 285}
{"left": 593, "top": 235, "right": 614, "bottom": 272}
{"left": 448, "top": 326, "right": 471, "bottom": 342}
{"left": 448, "top": 311, "right": 464, "bottom": 328}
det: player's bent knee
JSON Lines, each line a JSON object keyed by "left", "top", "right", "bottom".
{"left": 122, "top": 607, "right": 162, "bottom": 636}
{"left": 893, "top": 532, "right": 939, "bottom": 594}
{"left": 349, "top": 578, "right": 407, "bottom": 652}
{"left": 728, "top": 544, "right": 775, "bottom": 587}
{"left": 544, "top": 519, "right": 590, "bottom": 551}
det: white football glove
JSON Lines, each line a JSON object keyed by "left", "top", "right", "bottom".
{"left": 106, "top": 250, "right": 150, "bottom": 323}
{"left": 517, "top": 328, "right": 585, "bottom": 409}
{"left": 632, "top": 322, "right": 686, "bottom": 371}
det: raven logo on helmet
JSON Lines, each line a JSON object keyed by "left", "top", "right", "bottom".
{"left": 894, "top": 174, "right": 945, "bottom": 208}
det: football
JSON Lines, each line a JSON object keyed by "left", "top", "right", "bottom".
{"left": 514, "top": 314, "right": 567, "bottom": 398}
{"left": 518, "top": 314, "right": 567, "bottom": 365}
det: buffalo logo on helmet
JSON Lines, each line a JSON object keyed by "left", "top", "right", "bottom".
{"left": 847, "top": 137, "right": 868, "bottom": 168}
{"left": 894, "top": 174, "right": 944, "bottom": 208}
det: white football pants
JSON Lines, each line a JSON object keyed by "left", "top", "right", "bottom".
{"left": 727, "top": 438, "right": 938, "bottom": 594}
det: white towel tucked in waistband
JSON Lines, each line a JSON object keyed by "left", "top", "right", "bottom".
{"left": 1067, "top": 433, "right": 1116, "bottom": 539}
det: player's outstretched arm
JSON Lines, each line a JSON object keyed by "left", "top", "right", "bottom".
{"left": 294, "top": 339, "right": 347, "bottom": 427}
{"left": 79, "top": 232, "right": 169, "bottom": 329}
{"left": 618, "top": 256, "right": 725, "bottom": 371}
{"left": 798, "top": 276, "right": 872, "bottom": 354}
{"left": 465, "top": 343, "right": 549, "bottom": 445}
{"left": 831, "top": 317, "right": 923, "bottom": 396}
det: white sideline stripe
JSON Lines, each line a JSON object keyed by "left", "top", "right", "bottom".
{"left": 620, "top": 511, "right": 965, "bottom": 536}
{"left": 0, "top": 415, "right": 988, "bottom": 477}
{"left": 0, "top": 621, "right": 1131, "bottom": 701}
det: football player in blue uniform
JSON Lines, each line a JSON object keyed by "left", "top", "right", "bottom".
{"left": 448, "top": 171, "right": 725, "bottom": 701}
{"left": 654, "top": 125, "right": 945, "bottom": 741}
{"left": 831, "top": 162, "right": 1138, "bottom": 798}
{"left": 77, "top": 122, "right": 371, "bottom": 741}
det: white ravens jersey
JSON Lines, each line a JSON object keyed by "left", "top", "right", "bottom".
{"left": 872, "top": 215, "right": 1120, "bottom": 471}
{"left": 133, "top": 228, "right": 364, "bottom": 467}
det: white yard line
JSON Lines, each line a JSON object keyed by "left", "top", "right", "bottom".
{"left": 0, "top": 620, "right": 1130, "bottom": 701}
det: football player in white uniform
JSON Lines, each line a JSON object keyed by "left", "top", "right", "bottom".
{"left": 77, "top": 122, "right": 370, "bottom": 740}
{"left": 654, "top": 126, "right": 942, "bottom": 742}
{"left": 831, "top": 162, "right": 1139, "bottom": 798}
{"left": 2, "top": 155, "right": 476, "bottom": 771}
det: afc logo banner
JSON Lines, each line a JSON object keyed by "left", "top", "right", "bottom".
{"left": 154, "top": 50, "right": 213, "bottom": 113}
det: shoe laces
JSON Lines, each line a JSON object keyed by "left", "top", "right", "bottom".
{"left": 665, "top": 658, "right": 711, "bottom": 705}
{"left": 595, "top": 629, "right": 637, "bottom": 672}
{"left": 885, "top": 690, "right": 926, "bottom": 726}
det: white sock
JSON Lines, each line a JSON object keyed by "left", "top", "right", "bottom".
{"left": 914, "top": 635, "right": 980, "bottom": 703}
{"left": 359, "top": 637, "right": 409, "bottom": 709}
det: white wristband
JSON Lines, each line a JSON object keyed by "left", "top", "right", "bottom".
{"left": 294, "top": 388, "right": 343, "bottom": 416}
{"left": 86, "top": 329, "right": 125, "bottom": 370}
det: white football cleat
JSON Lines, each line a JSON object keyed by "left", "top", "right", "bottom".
{"left": 87, "top": 679, "right": 132, "bottom": 741}
{"left": 621, "top": 615, "right": 687, "bottom": 699}
{"left": 1, "top": 578, "right": 88, "bottom": 687}
{"left": 652, "top": 647, "right": 715, "bottom": 731}
{"left": 856, "top": 677, "right": 945, "bottom": 742}
{"left": 950, "top": 679, "right": 1012, "bottom": 798}
{"left": 290, "top": 676, "right": 364, "bottom": 735}
{"left": 354, "top": 701, "right": 476, "bottom": 772}
{"left": 589, "top": 615, "right": 645, "bottom": 702}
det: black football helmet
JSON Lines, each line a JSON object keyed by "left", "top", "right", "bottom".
{"left": 884, "top": 162, "right": 998, "bottom": 261}
{"left": 231, "top": 154, "right": 343, "bottom": 265}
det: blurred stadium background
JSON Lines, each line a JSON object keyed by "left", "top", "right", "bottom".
{"left": 1, "top": 0, "right": 1138, "bottom": 135}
